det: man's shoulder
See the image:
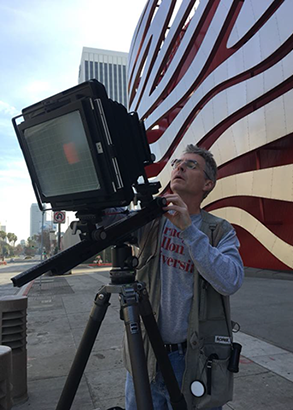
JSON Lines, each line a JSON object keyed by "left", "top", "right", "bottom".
{"left": 200, "top": 210, "right": 234, "bottom": 235}
{"left": 201, "top": 209, "right": 228, "bottom": 223}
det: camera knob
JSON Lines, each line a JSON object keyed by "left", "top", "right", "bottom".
{"left": 125, "top": 256, "right": 139, "bottom": 269}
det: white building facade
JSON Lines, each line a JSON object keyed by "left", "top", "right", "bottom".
{"left": 78, "top": 47, "right": 128, "bottom": 108}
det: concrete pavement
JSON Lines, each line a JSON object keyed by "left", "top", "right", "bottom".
{"left": 1, "top": 263, "right": 293, "bottom": 410}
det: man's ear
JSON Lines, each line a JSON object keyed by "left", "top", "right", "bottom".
{"left": 203, "top": 179, "right": 214, "bottom": 194}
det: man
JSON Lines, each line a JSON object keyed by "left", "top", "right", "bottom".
{"left": 124, "top": 144, "right": 244, "bottom": 410}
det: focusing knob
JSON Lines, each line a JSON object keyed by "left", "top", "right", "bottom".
{"left": 99, "top": 230, "right": 107, "bottom": 240}
{"left": 125, "top": 256, "right": 139, "bottom": 269}
{"left": 91, "top": 228, "right": 107, "bottom": 241}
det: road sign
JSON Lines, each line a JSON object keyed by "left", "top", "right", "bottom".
{"left": 53, "top": 211, "right": 66, "bottom": 223}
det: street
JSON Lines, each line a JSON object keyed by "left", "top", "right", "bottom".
{"left": 0, "top": 261, "right": 40, "bottom": 296}
{"left": 231, "top": 274, "right": 293, "bottom": 353}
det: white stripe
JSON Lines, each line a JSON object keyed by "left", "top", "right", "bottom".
{"left": 210, "top": 207, "right": 293, "bottom": 268}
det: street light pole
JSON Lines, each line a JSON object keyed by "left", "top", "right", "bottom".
{"left": 41, "top": 210, "right": 45, "bottom": 262}
{"left": 39, "top": 209, "right": 45, "bottom": 290}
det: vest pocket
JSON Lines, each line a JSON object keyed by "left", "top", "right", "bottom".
{"left": 192, "top": 346, "right": 233, "bottom": 409}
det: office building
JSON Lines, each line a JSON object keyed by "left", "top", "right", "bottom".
{"left": 78, "top": 47, "right": 128, "bottom": 107}
{"left": 30, "top": 204, "right": 42, "bottom": 238}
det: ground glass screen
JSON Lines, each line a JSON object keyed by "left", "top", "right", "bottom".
{"left": 24, "top": 111, "right": 100, "bottom": 197}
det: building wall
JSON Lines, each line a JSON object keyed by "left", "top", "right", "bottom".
{"left": 128, "top": 0, "right": 293, "bottom": 270}
{"left": 79, "top": 47, "right": 128, "bottom": 107}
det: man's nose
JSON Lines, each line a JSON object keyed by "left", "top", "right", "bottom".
{"left": 176, "top": 162, "right": 186, "bottom": 171}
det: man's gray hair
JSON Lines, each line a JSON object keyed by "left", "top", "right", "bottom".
{"left": 183, "top": 144, "right": 217, "bottom": 183}
{"left": 183, "top": 144, "right": 217, "bottom": 199}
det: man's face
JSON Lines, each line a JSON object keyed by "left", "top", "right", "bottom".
{"left": 170, "top": 153, "right": 213, "bottom": 199}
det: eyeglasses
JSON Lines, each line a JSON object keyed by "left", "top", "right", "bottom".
{"left": 171, "top": 158, "right": 212, "bottom": 180}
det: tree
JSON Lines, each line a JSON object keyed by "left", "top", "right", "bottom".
{"left": 0, "top": 231, "right": 7, "bottom": 258}
{"left": 15, "top": 244, "right": 24, "bottom": 256}
{"left": 0, "top": 240, "right": 14, "bottom": 257}
{"left": 25, "top": 231, "right": 53, "bottom": 256}
{"left": 25, "top": 237, "right": 38, "bottom": 256}
{"left": 0, "top": 231, "right": 18, "bottom": 259}
{"left": 42, "top": 230, "right": 54, "bottom": 255}
{"left": 7, "top": 232, "right": 17, "bottom": 246}
{"left": 0, "top": 230, "right": 6, "bottom": 241}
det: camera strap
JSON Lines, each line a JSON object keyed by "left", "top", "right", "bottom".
{"left": 199, "top": 224, "right": 233, "bottom": 343}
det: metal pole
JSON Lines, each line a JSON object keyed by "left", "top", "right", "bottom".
{"left": 58, "top": 223, "right": 61, "bottom": 252}
{"left": 40, "top": 210, "right": 45, "bottom": 289}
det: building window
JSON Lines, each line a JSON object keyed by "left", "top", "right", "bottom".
{"left": 85, "top": 60, "right": 89, "bottom": 81}
{"left": 90, "top": 61, "right": 93, "bottom": 79}
{"left": 94, "top": 62, "right": 98, "bottom": 80}
{"left": 118, "top": 65, "right": 122, "bottom": 104}
{"left": 114, "top": 64, "right": 118, "bottom": 102}
{"left": 99, "top": 62, "right": 103, "bottom": 83}
{"left": 123, "top": 65, "right": 127, "bottom": 107}
{"left": 104, "top": 63, "right": 108, "bottom": 93}
{"left": 109, "top": 63, "right": 113, "bottom": 99}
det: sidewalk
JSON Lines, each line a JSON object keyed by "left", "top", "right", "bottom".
{"left": 6, "top": 265, "right": 293, "bottom": 410}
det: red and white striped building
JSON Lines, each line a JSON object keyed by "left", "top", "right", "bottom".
{"left": 128, "top": 0, "right": 293, "bottom": 271}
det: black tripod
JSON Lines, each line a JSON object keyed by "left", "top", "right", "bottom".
{"left": 11, "top": 196, "right": 187, "bottom": 410}
{"left": 55, "top": 243, "right": 187, "bottom": 410}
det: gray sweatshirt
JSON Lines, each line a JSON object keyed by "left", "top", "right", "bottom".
{"left": 158, "top": 213, "right": 243, "bottom": 344}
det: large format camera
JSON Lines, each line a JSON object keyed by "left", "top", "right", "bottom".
{"left": 11, "top": 80, "right": 164, "bottom": 286}
{"left": 12, "top": 79, "right": 157, "bottom": 214}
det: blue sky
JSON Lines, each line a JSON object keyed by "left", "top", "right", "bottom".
{"left": 0, "top": 0, "right": 146, "bottom": 242}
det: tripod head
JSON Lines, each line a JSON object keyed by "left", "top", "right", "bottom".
{"left": 110, "top": 243, "right": 139, "bottom": 285}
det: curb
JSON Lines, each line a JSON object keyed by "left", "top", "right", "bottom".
{"left": 17, "top": 281, "right": 34, "bottom": 297}
{"left": 88, "top": 263, "right": 112, "bottom": 267}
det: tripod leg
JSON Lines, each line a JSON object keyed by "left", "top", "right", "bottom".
{"left": 139, "top": 286, "right": 187, "bottom": 410}
{"left": 120, "top": 285, "right": 154, "bottom": 410}
{"left": 56, "top": 287, "right": 111, "bottom": 410}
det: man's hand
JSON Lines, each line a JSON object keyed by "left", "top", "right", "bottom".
{"left": 162, "top": 194, "right": 192, "bottom": 231}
